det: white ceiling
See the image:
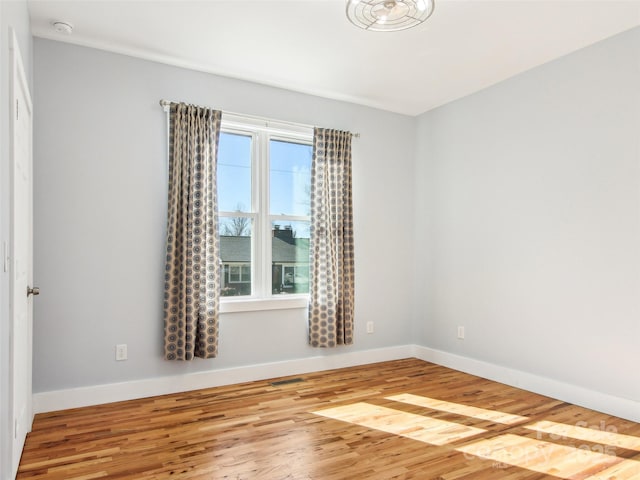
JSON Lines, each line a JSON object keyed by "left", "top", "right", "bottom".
{"left": 28, "top": 0, "right": 640, "bottom": 116}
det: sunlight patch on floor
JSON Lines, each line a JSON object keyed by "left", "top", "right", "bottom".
{"left": 312, "top": 402, "right": 486, "bottom": 446}
{"left": 457, "top": 433, "right": 640, "bottom": 479}
{"left": 386, "top": 393, "right": 528, "bottom": 425}
{"left": 525, "top": 420, "right": 640, "bottom": 452}
{"left": 588, "top": 458, "right": 640, "bottom": 479}
{"left": 311, "top": 395, "right": 640, "bottom": 480}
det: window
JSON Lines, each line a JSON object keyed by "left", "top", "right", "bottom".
{"left": 217, "top": 114, "right": 313, "bottom": 307}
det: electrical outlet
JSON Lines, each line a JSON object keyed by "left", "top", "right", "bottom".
{"left": 366, "top": 321, "right": 374, "bottom": 334}
{"left": 457, "top": 326, "right": 465, "bottom": 340}
{"left": 115, "top": 344, "right": 128, "bottom": 361}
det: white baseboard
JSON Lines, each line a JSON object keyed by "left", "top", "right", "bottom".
{"left": 33, "top": 345, "right": 413, "bottom": 413}
{"left": 33, "top": 344, "right": 640, "bottom": 424}
{"left": 413, "top": 345, "right": 640, "bottom": 423}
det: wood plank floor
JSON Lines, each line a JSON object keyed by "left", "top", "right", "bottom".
{"left": 18, "top": 358, "right": 640, "bottom": 479}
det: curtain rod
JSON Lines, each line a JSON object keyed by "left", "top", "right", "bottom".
{"left": 159, "top": 99, "right": 360, "bottom": 138}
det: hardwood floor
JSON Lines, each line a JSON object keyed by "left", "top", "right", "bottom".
{"left": 18, "top": 358, "right": 640, "bottom": 479}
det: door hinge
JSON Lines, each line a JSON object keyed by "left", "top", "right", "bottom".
{"left": 16, "top": 99, "right": 19, "bottom": 120}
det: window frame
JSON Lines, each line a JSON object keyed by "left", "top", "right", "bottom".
{"left": 218, "top": 113, "right": 313, "bottom": 313}
{"left": 227, "top": 264, "right": 251, "bottom": 284}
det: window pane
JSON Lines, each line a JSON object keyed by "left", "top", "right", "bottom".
{"left": 218, "top": 132, "right": 252, "bottom": 213}
{"left": 220, "top": 217, "right": 252, "bottom": 297}
{"left": 271, "top": 221, "right": 310, "bottom": 294}
{"left": 229, "top": 266, "right": 240, "bottom": 283}
{"left": 270, "top": 140, "right": 312, "bottom": 216}
{"left": 241, "top": 265, "right": 251, "bottom": 281}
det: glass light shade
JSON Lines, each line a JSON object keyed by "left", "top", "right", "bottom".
{"left": 346, "top": 0, "right": 435, "bottom": 32}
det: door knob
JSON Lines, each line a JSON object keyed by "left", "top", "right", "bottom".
{"left": 27, "top": 286, "right": 40, "bottom": 297}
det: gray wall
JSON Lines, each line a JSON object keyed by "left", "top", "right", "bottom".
{"left": 32, "top": 39, "right": 416, "bottom": 393}
{"left": 414, "top": 27, "right": 640, "bottom": 402}
{"left": 1, "top": 1, "right": 32, "bottom": 478}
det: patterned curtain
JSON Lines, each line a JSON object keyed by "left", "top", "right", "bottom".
{"left": 163, "top": 103, "right": 222, "bottom": 360}
{"left": 308, "top": 128, "right": 355, "bottom": 347}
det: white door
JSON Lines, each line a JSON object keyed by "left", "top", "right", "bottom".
{"left": 9, "top": 28, "right": 34, "bottom": 478}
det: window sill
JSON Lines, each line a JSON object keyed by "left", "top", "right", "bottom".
{"left": 220, "top": 295, "right": 309, "bottom": 314}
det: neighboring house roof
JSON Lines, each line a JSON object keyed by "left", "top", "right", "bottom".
{"left": 220, "top": 236, "right": 250, "bottom": 262}
{"left": 273, "top": 237, "right": 309, "bottom": 263}
{"left": 220, "top": 236, "right": 309, "bottom": 263}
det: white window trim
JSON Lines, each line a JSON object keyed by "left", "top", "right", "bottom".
{"left": 218, "top": 113, "right": 313, "bottom": 313}
{"left": 220, "top": 296, "right": 309, "bottom": 314}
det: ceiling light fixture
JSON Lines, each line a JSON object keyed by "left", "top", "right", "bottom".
{"left": 346, "top": 0, "right": 435, "bottom": 32}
